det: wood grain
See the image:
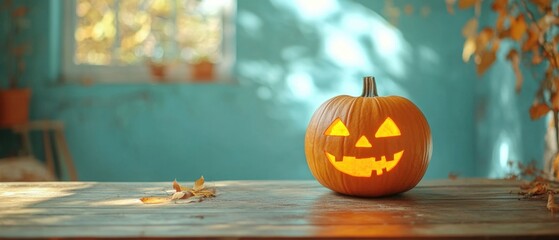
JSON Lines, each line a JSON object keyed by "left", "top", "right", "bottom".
{"left": 0, "top": 179, "right": 558, "bottom": 239}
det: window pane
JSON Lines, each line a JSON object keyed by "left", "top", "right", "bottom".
{"left": 74, "top": 0, "right": 224, "bottom": 66}
{"left": 176, "top": 0, "right": 223, "bottom": 63}
{"left": 74, "top": 0, "right": 116, "bottom": 65}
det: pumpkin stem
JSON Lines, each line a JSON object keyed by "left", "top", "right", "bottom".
{"left": 361, "top": 76, "right": 378, "bottom": 97}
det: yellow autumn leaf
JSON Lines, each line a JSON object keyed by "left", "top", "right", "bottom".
{"left": 193, "top": 176, "right": 205, "bottom": 191}
{"left": 172, "top": 179, "right": 181, "bottom": 192}
{"left": 510, "top": 14, "right": 527, "bottom": 41}
{"left": 140, "top": 196, "right": 170, "bottom": 204}
{"left": 462, "top": 37, "right": 476, "bottom": 62}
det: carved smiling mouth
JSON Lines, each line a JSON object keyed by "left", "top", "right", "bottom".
{"left": 325, "top": 150, "right": 404, "bottom": 177}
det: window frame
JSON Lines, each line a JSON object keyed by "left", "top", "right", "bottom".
{"left": 61, "top": 0, "right": 236, "bottom": 84}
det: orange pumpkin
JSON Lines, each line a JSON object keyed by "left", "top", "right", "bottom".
{"left": 305, "top": 76, "right": 432, "bottom": 197}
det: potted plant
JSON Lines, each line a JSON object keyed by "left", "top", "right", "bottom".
{"left": 191, "top": 56, "right": 215, "bottom": 82}
{"left": 0, "top": 1, "right": 31, "bottom": 127}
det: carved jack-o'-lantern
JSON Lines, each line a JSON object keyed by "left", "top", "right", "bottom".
{"left": 305, "top": 76, "right": 432, "bottom": 197}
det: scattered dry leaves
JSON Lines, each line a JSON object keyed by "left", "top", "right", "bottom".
{"left": 547, "top": 192, "right": 559, "bottom": 213}
{"left": 140, "top": 176, "right": 216, "bottom": 204}
{"left": 448, "top": 172, "right": 459, "bottom": 180}
{"left": 509, "top": 160, "right": 559, "bottom": 212}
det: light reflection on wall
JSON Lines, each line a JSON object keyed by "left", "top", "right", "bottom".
{"left": 237, "top": 0, "right": 411, "bottom": 128}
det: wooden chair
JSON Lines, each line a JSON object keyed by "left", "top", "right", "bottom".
{"left": 10, "top": 120, "right": 78, "bottom": 181}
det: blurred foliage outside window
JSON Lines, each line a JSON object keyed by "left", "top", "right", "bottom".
{"left": 74, "top": 0, "right": 225, "bottom": 65}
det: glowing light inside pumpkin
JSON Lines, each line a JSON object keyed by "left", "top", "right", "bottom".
{"left": 324, "top": 118, "right": 350, "bottom": 136}
{"left": 325, "top": 150, "right": 404, "bottom": 177}
{"left": 355, "top": 135, "right": 372, "bottom": 148}
{"left": 375, "top": 117, "right": 401, "bottom": 138}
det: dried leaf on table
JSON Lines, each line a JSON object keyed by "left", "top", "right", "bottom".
{"left": 173, "top": 179, "right": 182, "bottom": 192}
{"left": 529, "top": 103, "right": 550, "bottom": 120}
{"left": 476, "top": 50, "right": 496, "bottom": 75}
{"left": 519, "top": 182, "right": 548, "bottom": 196}
{"left": 140, "top": 176, "right": 216, "bottom": 204}
{"left": 140, "top": 196, "right": 170, "bottom": 204}
{"left": 506, "top": 49, "right": 523, "bottom": 93}
{"left": 448, "top": 172, "right": 459, "bottom": 180}
{"left": 193, "top": 176, "right": 205, "bottom": 191}
{"left": 458, "top": 0, "right": 479, "bottom": 9}
{"left": 547, "top": 192, "right": 559, "bottom": 213}
{"left": 171, "top": 191, "right": 187, "bottom": 200}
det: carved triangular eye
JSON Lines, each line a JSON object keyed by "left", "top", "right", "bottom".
{"left": 375, "top": 117, "right": 401, "bottom": 138}
{"left": 324, "top": 118, "right": 350, "bottom": 136}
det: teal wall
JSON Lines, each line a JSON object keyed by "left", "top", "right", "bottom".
{"left": 1, "top": 0, "right": 545, "bottom": 181}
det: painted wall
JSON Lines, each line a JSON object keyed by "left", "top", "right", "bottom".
{"left": 0, "top": 0, "right": 545, "bottom": 181}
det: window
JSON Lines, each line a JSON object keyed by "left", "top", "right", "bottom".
{"left": 62, "top": 0, "right": 235, "bottom": 83}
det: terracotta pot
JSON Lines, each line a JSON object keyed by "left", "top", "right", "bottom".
{"left": 0, "top": 88, "right": 31, "bottom": 127}
{"left": 192, "top": 61, "right": 214, "bottom": 81}
{"left": 149, "top": 63, "right": 167, "bottom": 82}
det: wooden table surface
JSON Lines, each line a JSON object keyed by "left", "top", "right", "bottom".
{"left": 0, "top": 179, "right": 558, "bottom": 239}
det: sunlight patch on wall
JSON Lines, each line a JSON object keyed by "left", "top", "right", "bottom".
{"left": 237, "top": 10, "right": 263, "bottom": 37}
{"left": 237, "top": 0, "right": 414, "bottom": 130}
{"left": 490, "top": 132, "right": 520, "bottom": 178}
{"left": 272, "top": 0, "right": 339, "bottom": 22}
{"left": 287, "top": 72, "right": 316, "bottom": 99}
{"left": 369, "top": 20, "right": 409, "bottom": 78}
{"left": 323, "top": 32, "right": 370, "bottom": 70}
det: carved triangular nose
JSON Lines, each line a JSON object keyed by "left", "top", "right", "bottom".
{"left": 355, "top": 135, "right": 372, "bottom": 148}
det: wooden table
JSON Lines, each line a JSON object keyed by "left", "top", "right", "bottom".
{"left": 0, "top": 179, "right": 558, "bottom": 239}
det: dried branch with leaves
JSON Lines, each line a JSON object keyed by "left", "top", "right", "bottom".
{"left": 450, "top": 0, "right": 559, "bottom": 179}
